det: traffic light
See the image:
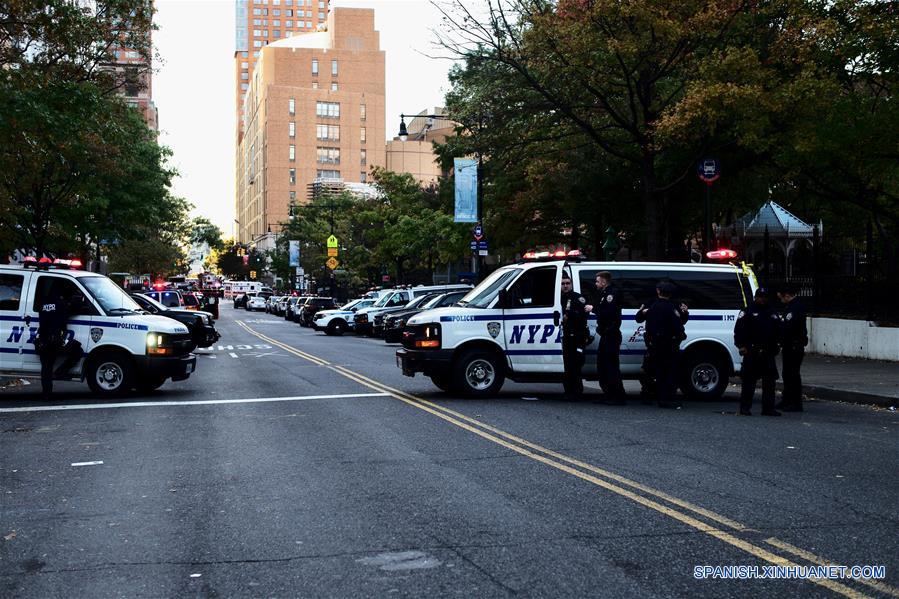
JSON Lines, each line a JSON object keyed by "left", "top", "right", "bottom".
{"left": 250, "top": 270, "right": 256, "bottom": 279}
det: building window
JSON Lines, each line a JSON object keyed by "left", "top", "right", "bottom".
{"left": 360, "top": 127, "right": 366, "bottom": 143}
{"left": 330, "top": 82, "right": 338, "bottom": 91}
{"left": 289, "top": 168, "right": 296, "bottom": 184}
{"left": 253, "top": 29, "right": 262, "bottom": 36}
{"left": 331, "top": 59, "right": 337, "bottom": 76}
{"left": 312, "top": 82, "right": 318, "bottom": 89}
{"left": 288, "top": 122, "right": 295, "bottom": 137}
{"left": 253, "top": 40, "right": 262, "bottom": 47}
{"left": 360, "top": 149, "right": 366, "bottom": 165}
{"left": 242, "top": 61, "right": 249, "bottom": 69}
{"left": 317, "top": 170, "right": 340, "bottom": 180}
{"left": 272, "top": 19, "right": 280, "bottom": 26}
{"left": 315, "top": 101, "right": 339, "bottom": 118}
{"left": 242, "top": 51, "right": 249, "bottom": 58}
{"left": 360, "top": 104, "right": 366, "bottom": 121}
{"left": 273, "top": 30, "right": 281, "bottom": 38}
{"left": 289, "top": 145, "right": 296, "bottom": 161}
{"left": 316, "top": 124, "right": 339, "bottom": 141}
{"left": 241, "top": 71, "right": 249, "bottom": 80}
{"left": 286, "top": 10, "right": 293, "bottom": 17}
{"left": 318, "top": 12, "right": 324, "bottom": 19}
{"left": 273, "top": 9, "right": 280, "bottom": 15}
{"left": 361, "top": 172, "right": 367, "bottom": 183}
{"left": 311, "top": 59, "right": 318, "bottom": 75}
{"left": 318, "top": 1, "right": 324, "bottom": 8}
{"left": 288, "top": 98, "right": 295, "bottom": 115}
{"left": 289, "top": 191, "right": 296, "bottom": 201}
{"left": 253, "top": 8, "right": 262, "bottom": 15}
{"left": 316, "top": 147, "right": 340, "bottom": 164}
{"left": 241, "top": 83, "right": 248, "bottom": 90}
{"left": 285, "top": 19, "right": 292, "bottom": 26}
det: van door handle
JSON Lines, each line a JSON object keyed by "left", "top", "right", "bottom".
{"left": 24, "top": 315, "right": 31, "bottom": 326}
{"left": 553, "top": 311, "right": 560, "bottom": 327}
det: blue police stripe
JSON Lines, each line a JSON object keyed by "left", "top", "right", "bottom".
{"left": 506, "top": 348, "right": 647, "bottom": 357}
{"left": 0, "top": 315, "right": 147, "bottom": 331}
{"left": 440, "top": 312, "right": 725, "bottom": 323}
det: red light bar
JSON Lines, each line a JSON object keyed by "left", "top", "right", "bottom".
{"left": 69, "top": 259, "right": 82, "bottom": 269}
{"left": 553, "top": 249, "right": 566, "bottom": 257}
{"left": 38, "top": 257, "right": 52, "bottom": 264}
{"left": 567, "top": 249, "right": 584, "bottom": 258}
{"left": 706, "top": 249, "right": 738, "bottom": 260}
{"left": 523, "top": 251, "right": 537, "bottom": 259}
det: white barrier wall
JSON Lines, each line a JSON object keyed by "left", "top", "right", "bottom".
{"left": 808, "top": 318, "right": 899, "bottom": 361}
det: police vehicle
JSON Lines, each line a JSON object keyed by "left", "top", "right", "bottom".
{"left": 354, "top": 285, "right": 472, "bottom": 336}
{"left": 396, "top": 253, "right": 756, "bottom": 398}
{"left": 312, "top": 298, "right": 375, "bottom": 335}
{"left": 0, "top": 259, "right": 197, "bottom": 397}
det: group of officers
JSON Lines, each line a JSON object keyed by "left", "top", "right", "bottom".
{"left": 559, "top": 272, "right": 808, "bottom": 414}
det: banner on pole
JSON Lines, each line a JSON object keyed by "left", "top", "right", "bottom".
{"left": 288, "top": 240, "right": 300, "bottom": 267}
{"left": 454, "top": 158, "right": 478, "bottom": 223}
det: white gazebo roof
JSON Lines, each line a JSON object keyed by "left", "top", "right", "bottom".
{"left": 736, "top": 201, "right": 819, "bottom": 238}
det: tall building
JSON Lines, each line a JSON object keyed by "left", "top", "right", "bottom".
{"left": 235, "top": 0, "right": 331, "bottom": 143}
{"left": 235, "top": 8, "right": 385, "bottom": 243}
{"left": 386, "top": 109, "right": 455, "bottom": 186}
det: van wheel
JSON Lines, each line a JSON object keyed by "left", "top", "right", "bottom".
{"left": 429, "top": 374, "right": 454, "bottom": 393}
{"left": 86, "top": 352, "right": 134, "bottom": 398}
{"left": 453, "top": 348, "right": 504, "bottom": 398}
{"left": 328, "top": 320, "right": 346, "bottom": 336}
{"left": 680, "top": 349, "right": 729, "bottom": 400}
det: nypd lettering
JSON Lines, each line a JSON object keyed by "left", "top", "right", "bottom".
{"left": 508, "top": 324, "right": 563, "bottom": 345}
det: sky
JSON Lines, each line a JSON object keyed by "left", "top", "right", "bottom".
{"left": 153, "top": 0, "right": 459, "bottom": 237}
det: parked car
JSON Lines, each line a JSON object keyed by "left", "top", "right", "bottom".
{"left": 312, "top": 298, "right": 375, "bottom": 335}
{"left": 275, "top": 296, "right": 291, "bottom": 316}
{"left": 372, "top": 293, "right": 443, "bottom": 338}
{"left": 233, "top": 293, "right": 249, "bottom": 309}
{"left": 383, "top": 290, "right": 469, "bottom": 343}
{"left": 181, "top": 292, "right": 201, "bottom": 311}
{"left": 297, "top": 297, "right": 339, "bottom": 327}
{"left": 246, "top": 293, "right": 268, "bottom": 311}
{"left": 131, "top": 293, "right": 221, "bottom": 350}
{"left": 285, "top": 296, "right": 306, "bottom": 321}
{"left": 265, "top": 295, "right": 281, "bottom": 313}
{"left": 355, "top": 285, "right": 472, "bottom": 336}
{"left": 143, "top": 289, "right": 183, "bottom": 308}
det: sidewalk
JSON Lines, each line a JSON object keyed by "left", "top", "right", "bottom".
{"left": 789, "top": 353, "right": 899, "bottom": 408}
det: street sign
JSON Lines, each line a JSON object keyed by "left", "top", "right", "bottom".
{"left": 698, "top": 158, "right": 720, "bottom": 185}
{"left": 469, "top": 240, "right": 488, "bottom": 251}
{"left": 327, "top": 235, "right": 338, "bottom": 248}
{"left": 326, "top": 257, "right": 339, "bottom": 270}
{"left": 473, "top": 224, "right": 483, "bottom": 241}
{"left": 327, "top": 247, "right": 338, "bottom": 257}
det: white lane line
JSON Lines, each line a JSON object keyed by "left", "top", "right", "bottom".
{"left": 229, "top": 352, "right": 239, "bottom": 358}
{"left": 0, "top": 393, "right": 390, "bottom": 413}
{"left": 71, "top": 461, "right": 104, "bottom": 467}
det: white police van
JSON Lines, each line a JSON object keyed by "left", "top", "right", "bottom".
{"left": 396, "top": 256, "right": 757, "bottom": 399}
{"left": 312, "top": 298, "right": 376, "bottom": 335}
{"left": 0, "top": 261, "right": 198, "bottom": 397}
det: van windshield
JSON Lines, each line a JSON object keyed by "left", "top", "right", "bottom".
{"left": 458, "top": 268, "right": 521, "bottom": 308}
{"left": 80, "top": 276, "right": 142, "bottom": 314}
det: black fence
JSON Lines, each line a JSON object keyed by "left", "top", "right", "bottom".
{"left": 758, "top": 224, "right": 897, "bottom": 324}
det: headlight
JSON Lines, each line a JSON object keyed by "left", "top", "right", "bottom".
{"left": 396, "top": 318, "right": 406, "bottom": 327}
{"left": 146, "top": 332, "right": 171, "bottom": 355}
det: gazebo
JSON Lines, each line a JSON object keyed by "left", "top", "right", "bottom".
{"left": 733, "top": 201, "right": 821, "bottom": 278}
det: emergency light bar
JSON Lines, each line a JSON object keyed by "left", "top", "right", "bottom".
{"left": 706, "top": 249, "right": 738, "bottom": 260}
{"left": 521, "top": 248, "right": 587, "bottom": 262}
{"left": 21, "top": 256, "right": 83, "bottom": 270}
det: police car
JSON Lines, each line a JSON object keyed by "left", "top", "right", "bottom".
{"left": 0, "top": 259, "right": 197, "bottom": 397}
{"left": 396, "top": 253, "right": 757, "bottom": 398}
{"left": 312, "top": 298, "right": 375, "bottom": 335}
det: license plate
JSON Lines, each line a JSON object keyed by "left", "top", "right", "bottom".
{"left": 185, "top": 362, "right": 194, "bottom": 374}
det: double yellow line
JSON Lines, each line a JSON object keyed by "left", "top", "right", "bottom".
{"left": 236, "top": 320, "right": 895, "bottom": 598}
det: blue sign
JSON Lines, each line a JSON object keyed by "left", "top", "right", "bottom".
{"left": 288, "top": 240, "right": 300, "bottom": 267}
{"left": 454, "top": 158, "right": 478, "bottom": 223}
{"left": 698, "top": 158, "right": 720, "bottom": 184}
{"left": 469, "top": 240, "right": 489, "bottom": 251}
{"left": 473, "top": 224, "right": 483, "bottom": 240}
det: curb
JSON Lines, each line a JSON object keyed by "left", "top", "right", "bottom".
{"left": 798, "top": 383, "right": 898, "bottom": 409}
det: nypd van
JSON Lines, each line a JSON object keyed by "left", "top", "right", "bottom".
{"left": 0, "top": 261, "right": 197, "bottom": 397}
{"left": 396, "top": 257, "right": 757, "bottom": 399}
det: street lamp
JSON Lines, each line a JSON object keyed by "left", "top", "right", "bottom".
{"left": 396, "top": 112, "right": 485, "bottom": 281}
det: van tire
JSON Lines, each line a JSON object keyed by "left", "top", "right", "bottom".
{"left": 328, "top": 320, "right": 346, "bottom": 336}
{"left": 86, "top": 351, "right": 134, "bottom": 398}
{"left": 680, "top": 348, "right": 729, "bottom": 400}
{"left": 453, "top": 348, "right": 504, "bottom": 398}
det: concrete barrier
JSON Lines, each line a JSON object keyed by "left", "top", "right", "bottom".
{"left": 808, "top": 317, "right": 899, "bottom": 361}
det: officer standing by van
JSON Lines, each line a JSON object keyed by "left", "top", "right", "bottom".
{"left": 591, "top": 271, "right": 626, "bottom": 404}
{"left": 560, "top": 273, "right": 588, "bottom": 400}
{"left": 36, "top": 284, "right": 74, "bottom": 400}
{"left": 636, "top": 291, "right": 689, "bottom": 403}
{"left": 777, "top": 283, "right": 807, "bottom": 412}
{"left": 734, "top": 288, "right": 781, "bottom": 416}
{"left": 643, "top": 282, "right": 686, "bottom": 409}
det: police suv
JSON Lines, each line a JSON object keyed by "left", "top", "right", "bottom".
{"left": 396, "top": 255, "right": 757, "bottom": 399}
{"left": 312, "top": 298, "right": 375, "bottom": 335}
{"left": 0, "top": 260, "right": 197, "bottom": 397}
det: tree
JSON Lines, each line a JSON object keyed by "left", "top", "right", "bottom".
{"left": 190, "top": 217, "right": 225, "bottom": 250}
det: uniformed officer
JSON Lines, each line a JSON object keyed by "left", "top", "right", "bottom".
{"left": 777, "top": 283, "right": 808, "bottom": 412}
{"left": 636, "top": 292, "right": 689, "bottom": 403}
{"left": 559, "top": 272, "right": 588, "bottom": 400}
{"left": 734, "top": 288, "right": 781, "bottom": 416}
{"left": 36, "top": 284, "right": 73, "bottom": 401}
{"left": 591, "top": 271, "right": 626, "bottom": 404}
{"left": 643, "top": 282, "right": 686, "bottom": 409}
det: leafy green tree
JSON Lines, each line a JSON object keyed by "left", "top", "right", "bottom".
{"left": 190, "top": 217, "right": 225, "bottom": 250}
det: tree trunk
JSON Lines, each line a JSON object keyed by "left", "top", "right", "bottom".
{"left": 642, "top": 154, "right": 663, "bottom": 260}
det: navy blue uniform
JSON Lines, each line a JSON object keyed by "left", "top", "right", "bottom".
{"left": 561, "top": 289, "right": 588, "bottom": 398}
{"left": 644, "top": 299, "right": 687, "bottom": 407}
{"left": 734, "top": 303, "right": 781, "bottom": 415}
{"left": 779, "top": 297, "right": 808, "bottom": 411}
{"left": 37, "top": 292, "right": 71, "bottom": 399}
{"left": 636, "top": 300, "right": 688, "bottom": 401}
{"left": 593, "top": 285, "right": 625, "bottom": 403}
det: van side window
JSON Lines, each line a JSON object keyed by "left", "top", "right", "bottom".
{"left": 0, "top": 274, "right": 24, "bottom": 311}
{"left": 31, "top": 276, "right": 97, "bottom": 315}
{"left": 668, "top": 272, "right": 746, "bottom": 309}
{"left": 507, "top": 266, "right": 557, "bottom": 308}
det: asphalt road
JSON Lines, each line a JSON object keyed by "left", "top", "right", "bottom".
{"left": 1, "top": 304, "right": 897, "bottom": 598}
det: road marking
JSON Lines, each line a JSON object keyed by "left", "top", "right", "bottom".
{"left": 71, "top": 461, "right": 103, "bottom": 467}
{"left": 236, "top": 320, "right": 878, "bottom": 599}
{"left": 229, "top": 352, "right": 239, "bottom": 359}
{"left": 0, "top": 393, "right": 389, "bottom": 413}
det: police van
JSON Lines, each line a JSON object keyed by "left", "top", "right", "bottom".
{"left": 396, "top": 255, "right": 757, "bottom": 399}
{"left": 0, "top": 260, "right": 198, "bottom": 397}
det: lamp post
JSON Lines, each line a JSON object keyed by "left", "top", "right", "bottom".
{"left": 397, "top": 112, "right": 484, "bottom": 280}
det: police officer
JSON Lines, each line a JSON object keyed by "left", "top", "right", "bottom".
{"left": 559, "top": 272, "right": 588, "bottom": 400}
{"left": 591, "top": 271, "right": 626, "bottom": 404}
{"left": 643, "top": 282, "right": 686, "bottom": 409}
{"left": 36, "top": 284, "right": 73, "bottom": 401}
{"left": 636, "top": 291, "right": 689, "bottom": 403}
{"left": 777, "top": 283, "right": 807, "bottom": 412}
{"left": 734, "top": 288, "right": 781, "bottom": 416}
